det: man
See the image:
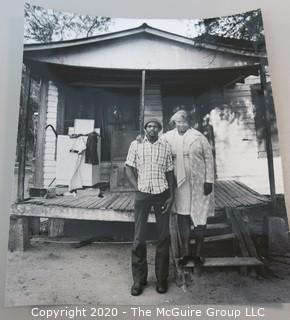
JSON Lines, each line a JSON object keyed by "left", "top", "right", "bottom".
{"left": 125, "top": 118, "right": 174, "bottom": 296}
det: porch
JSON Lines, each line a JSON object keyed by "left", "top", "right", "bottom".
{"left": 12, "top": 180, "right": 270, "bottom": 222}
{"left": 13, "top": 24, "right": 286, "bottom": 268}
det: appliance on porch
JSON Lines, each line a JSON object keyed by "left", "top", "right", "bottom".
{"left": 56, "top": 119, "right": 101, "bottom": 187}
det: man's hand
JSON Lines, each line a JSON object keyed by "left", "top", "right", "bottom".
{"left": 161, "top": 197, "right": 174, "bottom": 214}
{"left": 125, "top": 165, "right": 138, "bottom": 191}
{"left": 204, "top": 182, "right": 213, "bottom": 196}
{"left": 136, "top": 134, "right": 143, "bottom": 143}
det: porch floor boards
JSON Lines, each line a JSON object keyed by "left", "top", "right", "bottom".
{"left": 18, "top": 180, "right": 269, "bottom": 212}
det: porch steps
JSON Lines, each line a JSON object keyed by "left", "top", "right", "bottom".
{"left": 190, "top": 233, "right": 235, "bottom": 244}
{"left": 184, "top": 257, "right": 263, "bottom": 268}
{"left": 186, "top": 208, "right": 264, "bottom": 271}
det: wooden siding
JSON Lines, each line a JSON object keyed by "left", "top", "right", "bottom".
{"left": 144, "top": 84, "right": 163, "bottom": 126}
{"left": 24, "top": 33, "right": 258, "bottom": 70}
{"left": 43, "top": 81, "right": 58, "bottom": 187}
{"left": 210, "top": 77, "right": 284, "bottom": 194}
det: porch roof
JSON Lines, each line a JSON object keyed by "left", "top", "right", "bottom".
{"left": 23, "top": 24, "right": 265, "bottom": 71}
{"left": 28, "top": 60, "right": 260, "bottom": 88}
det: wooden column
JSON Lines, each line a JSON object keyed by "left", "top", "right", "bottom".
{"left": 17, "top": 64, "right": 32, "bottom": 202}
{"left": 140, "top": 70, "right": 146, "bottom": 134}
{"left": 9, "top": 216, "right": 30, "bottom": 251}
{"left": 259, "top": 63, "right": 276, "bottom": 207}
{"left": 34, "top": 78, "right": 48, "bottom": 188}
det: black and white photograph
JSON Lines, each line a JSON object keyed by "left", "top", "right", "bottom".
{"left": 4, "top": 3, "right": 290, "bottom": 306}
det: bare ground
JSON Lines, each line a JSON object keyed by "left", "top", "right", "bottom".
{"left": 5, "top": 241, "right": 290, "bottom": 306}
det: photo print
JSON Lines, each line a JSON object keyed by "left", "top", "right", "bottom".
{"left": 5, "top": 3, "right": 290, "bottom": 306}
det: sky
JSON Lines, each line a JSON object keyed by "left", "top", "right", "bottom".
{"left": 24, "top": 4, "right": 202, "bottom": 43}
{"left": 107, "top": 17, "right": 201, "bottom": 38}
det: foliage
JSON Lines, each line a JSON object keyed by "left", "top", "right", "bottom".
{"left": 197, "top": 9, "right": 265, "bottom": 45}
{"left": 24, "top": 3, "right": 111, "bottom": 43}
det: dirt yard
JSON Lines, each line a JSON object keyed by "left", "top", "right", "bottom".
{"left": 4, "top": 240, "right": 290, "bottom": 306}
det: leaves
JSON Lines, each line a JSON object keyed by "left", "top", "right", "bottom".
{"left": 201, "top": 10, "right": 264, "bottom": 42}
{"left": 24, "top": 3, "right": 111, "bottom": 43}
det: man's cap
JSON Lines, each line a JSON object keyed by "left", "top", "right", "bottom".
{"left": 144, "top": 118, "right": 162, "bottom": 130}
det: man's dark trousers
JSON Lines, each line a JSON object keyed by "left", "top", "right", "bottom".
{"left": 132, "top": 190, "right": 170, "bottom": 284}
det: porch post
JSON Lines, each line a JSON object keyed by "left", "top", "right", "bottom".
{"left": 259, "top": 62, "right": 276, "bottom": 207}
{"left": 140, "top": 70, "right": 146, "bottom": 134}
{"left": 34, "top": 78, "right": 48, "bottom": 188}
{"left": 17, "top": 63, "right": 32, "bottom": 202}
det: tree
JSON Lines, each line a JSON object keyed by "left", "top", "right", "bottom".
{"left": 24, "top": 3, "right": 111, "bottom": 43}
{"left": 196, "top": 9, "right": 265, "bottom": 48}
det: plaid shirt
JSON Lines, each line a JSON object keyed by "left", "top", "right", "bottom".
{"left": 125, "top": 137, "right": 174, "bottom": 194}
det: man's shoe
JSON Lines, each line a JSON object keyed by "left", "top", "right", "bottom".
{"left": 131, "top": 283, "right": 143, "bottom": 296}
{"left": 156, "top": 280, "right": 168, "bottom": 294}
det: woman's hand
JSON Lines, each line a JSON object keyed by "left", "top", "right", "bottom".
{"left": 161, "top": 197, "right": 174, "bottom": 214}
{"left": 204, "top": 182, "right": 213, "bottom": 195}
{"left": 136, "top": 134, "right": 143, "bottom": 143}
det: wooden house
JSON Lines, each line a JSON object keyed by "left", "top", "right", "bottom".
{"left": 11, "top": 24, "right": 286, "bottom": 255}
{"left": 20, "top": 24, "right": 282, "bottom": 198}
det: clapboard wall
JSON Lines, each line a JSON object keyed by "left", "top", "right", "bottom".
{"left": 210, "top": 76, "right": 284, "bottom": 194}
{"left": 41, "top": 78, "right": 284, "bottom": 195}
{"left": 43, "top": 81, "right": 58, "bottom": 187}
{"left": 144, "top": 84, "right": 163, "bottom": 126}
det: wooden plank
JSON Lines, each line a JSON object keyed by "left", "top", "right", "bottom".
{"left": 67, "top": 195, "right": 94, "bottom": 208}
{"left": 217, "top": 183, "right": 241, "bottom": 208}
{"left": 9, "top": 217, "right": 30, "bottom": 251}
{"left": 225, "top": 181, "right": 260, "bottom": 206}
{"left": 56, "top": 84, "right": 66, "bottom": 135}
{"left": 225, "top": 208, "right": 250, "bottom": 257}
{"left": 259, "top": 63, "right": 276, "bottom": 207}
{"left": 232, "top": 209, "right": 259, "bottom": 258}
{"left": 98, "top": 194, "right": 119, "bottom": 209}
{"left": 214, "top": 187, "right": 235, "bottom": 208}
{"left": 190, "top": 233, "right": 235, "bottom": 244}
{"left": 107, "top": 195, "right": 127, "bottom": 210}
{"left": 86, "top": 195, "right": 112, "bottom": 209}
{"left": 42, "top": 197, "right": 71, "bottom": 206}
{"left": 50, "top": 198, "right": 80, "bottom": 207}
{"left": 218, "top": 180, "right": 270, "bottom": 207}
{"left": 191, "top": 223, "right": 230, "bottom": 232}
{"left": 75, "top": 195, "right": 99, "bottom": 208}
{"left": 217, "top": 182, "right": 247, "bottom": 208}
{"left": 17, "top": 65, "right": 32, "bottom": 202}
{"left": 140, "top": 70, "right": 146, "bottom": 134}
{"left": 127, "top": 196, "right": 135, "bottom": 211}
{"left": 234, "top": 181, "right": 270, "bottom": 203}
{"left": 34, "top": 78, "right": 48, "bottom": 188}
{"left": 113, "top": 195, "right": 131, "bottom": 210}
{"left": 207, "top": 223, "right": 230, "bottom": 230}
{"left": 185, "top": 257, "right": 263, "bottom": 268}
{"left": 77, "top": 196, "right": 102, "bottom": 208}
{"left": 11, "top": 203, "right": 138, "bottom": 222}
{"left": 118, "top": 195, "right": 133, "bottom": 211}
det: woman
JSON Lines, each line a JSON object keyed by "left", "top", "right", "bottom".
{"left": 162, "top": 109, "right": 215, "bottom": 270}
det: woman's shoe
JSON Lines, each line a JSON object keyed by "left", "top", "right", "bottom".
{"left": 193, "top": 255, "right": 205, "bottom": 266}
{"left": 178, "top": 256, "right": 190, "bottom": 266}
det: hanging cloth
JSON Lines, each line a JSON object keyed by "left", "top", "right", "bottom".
{"left": 85, "top": 132, "right": 99, "bottom": 165}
